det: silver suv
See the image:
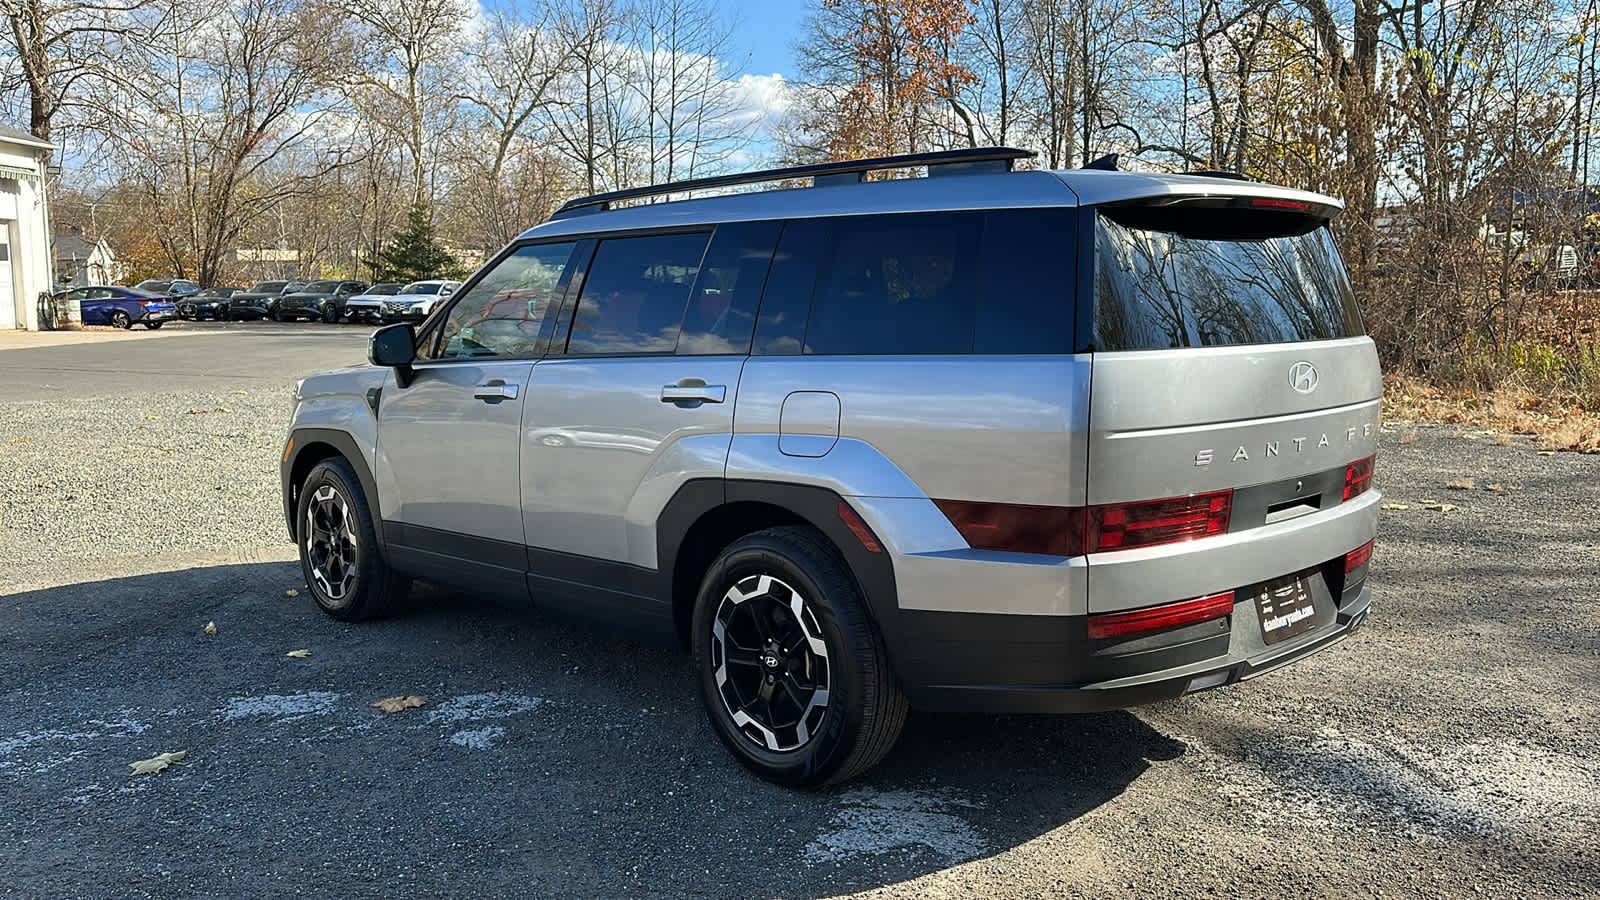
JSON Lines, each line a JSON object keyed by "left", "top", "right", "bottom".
{"left": 281, "top": 148, "right": 1380, "bottom": 787}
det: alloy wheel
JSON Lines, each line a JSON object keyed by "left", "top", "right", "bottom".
{"left": 305, "top": 484, "right": 358, "bottom": 600}
{"left": 711, "top": 573, "right": 832, "bottom": 753}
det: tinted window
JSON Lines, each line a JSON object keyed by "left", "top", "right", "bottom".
{"left": 303, "top": 280, "right": 341, "bottom": 292}
{"left": 753, "top": 219, "right": 825, "bottom": 355}
{"left": 975, "top": 209, "right": 1076, "bottom": 353}
{"left": 566, "top": 231, "right": 709, "bottom": 355}
{"left": 1095, "top": 213, "right": 1362, "bottom": 350}
{"left": 676, "top": 221, "right": 779, "bottom": 355}
{"left": 434, "top": 242, "right": 577, "bottom": 360}
{"left": 804, "top": 213, "right": 982, "bottom": 355}
{"left": 252, "top": 282, "right": 285, "bottom": 292}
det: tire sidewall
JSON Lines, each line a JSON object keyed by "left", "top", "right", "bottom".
{"left": 691, "top": 535, "right": 873, "bottom": 786}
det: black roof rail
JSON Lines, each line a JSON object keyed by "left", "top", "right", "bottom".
{"left": 553, "top": 146, "right": 1037, "bottom": 216}
{"left": 1187, "top": 169, "right": 1252, "bottom": 181}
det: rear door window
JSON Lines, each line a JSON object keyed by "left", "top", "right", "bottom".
{"left": 565, "top": 231, "right": 710, "bottom": 355}
{"left": 675, "top": 221, "right": 779, "bottom": 355}
{"left": 1094, "top": 211, "right": 1362, "bottom": 350}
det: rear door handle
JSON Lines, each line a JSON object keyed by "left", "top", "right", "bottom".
{"left": 474, "top": 380, "right": 519, "bottom": 401}
{"left": 660, "top": 384, "right": 726, "bottom": 404}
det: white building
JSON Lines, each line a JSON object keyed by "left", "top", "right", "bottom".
{"left": 54, "top": 231, "right": 121, "bottom": 286}
{"left": 0, "top": 123, "right": 54, "bottom": 330}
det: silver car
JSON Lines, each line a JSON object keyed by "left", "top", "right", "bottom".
{"left": 280, "top": 148, "right": 1380, "bottom": 787}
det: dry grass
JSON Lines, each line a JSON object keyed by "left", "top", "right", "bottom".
{"left": 1384, "top": 374, "right": 1600, "bottom": 453}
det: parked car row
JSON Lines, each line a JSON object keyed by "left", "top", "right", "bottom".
{"left": 54, "top": 277, "right": 463, "bottom": 327}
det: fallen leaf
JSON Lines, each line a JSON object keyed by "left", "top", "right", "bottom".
{"left": 129, "top": 750, "right": 187, "bottom": 776}
{"left": 213, "top": 407, "right": 231, "bottom": 413}
{"left": 8, "top": 436, "right": 29, "bottom": 443}
{"left": 371, "top": 695, "right": 428, "bottom": 713}
{"left": 145, "top": 415, "right": 161, "bottom": 421}
{"left": 39, "top": 482, "right": 54, "bottom": 489}
{"left": 285, "top": 649, "right": 312, "bottom": 659}
{"left": 203, "top": 621, "right": 217, "bottom": 636}
{"left": 285, "top": 588, "right": 299, "bottom": 597}
{"left": 1537, "top": 450, "right": 1557, "bottom": 456}
{"left": 1381, "top": 503, "right": 1410, "bottom": 510}
{"left": 1445, "top": 479, "right": 1474, "bottom": 490}
{"left": 186, "top": 408, "right": 207, "bottom": 415}
{"left": 1483, "top": 483, "right": 1504, "bottom": 493}
{"left": 231, "top": 390, "right": 248, "bottom": 395}
{"left": 1423, "top": 502, "right": 1459, "bottom": 511}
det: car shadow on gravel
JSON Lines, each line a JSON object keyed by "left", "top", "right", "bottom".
{"left": 1, "top": 562, "right": 1187, "bottom": 897}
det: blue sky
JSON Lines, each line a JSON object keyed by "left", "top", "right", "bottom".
{"left": 727, "top": 0, "right": 807, "bottom": 78}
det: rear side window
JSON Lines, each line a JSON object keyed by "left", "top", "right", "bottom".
{"left": 763, "top": 210, "right": 1076, "bottom": 356}
{"left": 567, "top": 231, "right": 710, "bottom": 355}
{"left": 676, "top": 221, "right": 779, "bottom": 355}
{"left": 1094, "top": 211, "right": 1362, "bottom": 350}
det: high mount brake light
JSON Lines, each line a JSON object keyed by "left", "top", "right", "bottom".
{"left": 1250, "top": 197, "right": 1312, "bottom": 210}
{"left": 1086, "top": 591, "right": 1236, "bottom": 640}
{"left": 933, "top": 490, "right": 1233, "bottom": 558}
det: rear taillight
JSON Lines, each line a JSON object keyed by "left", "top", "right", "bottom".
{"left": 1250, "top": 197, "right": 1311, "bottom": 210}
{"left": 1344, "top": 539, "right": 1374, "bottom": 573}
{"left": 1091, "top": 491, "right": 1232, "bottom": 551}
{"left": 1086, "top": 590, "right": 1236, "bottom": 640}
{"left": 140, "top": 300, "right": 159, "bottom": 308}
{"left": 933, "top": 490, "right": 1233, "bottom": 557}
{"left": 1343, "top": 455, "right": 1375, "bottom": 501}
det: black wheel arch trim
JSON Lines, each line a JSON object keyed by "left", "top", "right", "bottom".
{"left": 281, "top": 428, "right": 383, "bottom": 549}
{"left": 657, "top": 478, "right": 903, "bottom": 673}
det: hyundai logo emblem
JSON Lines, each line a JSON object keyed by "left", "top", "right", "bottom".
{"left": 1288, "top": 361, "right": 1320, "bottom": 394}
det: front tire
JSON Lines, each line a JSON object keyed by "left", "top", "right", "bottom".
{"left": 322, "top": 304, "right": 339, "bottom": 324}
{"left": 109, "top": 310, "right": 132, "bottom": 329}
{"left": 691, "top": 526, "right": 907, "bottom": 788}
{"left": 295, "top": 457, "right": 410, "bottom": 621}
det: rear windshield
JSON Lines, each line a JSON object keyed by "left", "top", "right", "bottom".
{"left": 1094, "top": 211, "right": 1362, "bottom": 350}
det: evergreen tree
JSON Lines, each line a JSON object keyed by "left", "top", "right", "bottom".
{"left": 369, "top": 204, "right": 464, "bottom": 283}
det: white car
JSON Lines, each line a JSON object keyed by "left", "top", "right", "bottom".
{"left": 378, "top": 280, "right": 462, "bottom": 324}
{"left": 340, "top": 283, "right": 407, "bottom": 324}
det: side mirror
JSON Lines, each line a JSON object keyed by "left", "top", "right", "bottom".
{"left": 369, "top": 323, "right": 417, "bottom": 387}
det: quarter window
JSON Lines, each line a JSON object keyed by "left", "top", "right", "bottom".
{"left": 565, "top": 231, "right": 710, "bottom": 355}
{"left": 433, "top": 242, "right": 577, "bottom": 360}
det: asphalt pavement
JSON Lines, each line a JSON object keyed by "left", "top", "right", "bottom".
{"left": 1, "top": 323, "right": 1596, "bottom": 898}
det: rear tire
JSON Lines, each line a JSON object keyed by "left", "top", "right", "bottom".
{"left": 144, "top": 321, "right": 163, "bottom": 330}
{"left": 691, "top": 526, "right": 907, "bottom": 788}
{"left": 295, "top": 457, "right": 410, "bottom": 621}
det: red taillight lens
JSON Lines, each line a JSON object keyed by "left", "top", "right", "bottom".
{"left": 1343, "top": 455, "right": 1375, "bottom": 501}
{"left": 140, "top": 300, "right": 159, "bottom": 308}
{"left": 933, "top": 490, "right": 1233, "bottom": 557}
{"left": 1086, "top": 590, "right": 1236, "bottom": 640}
{"left": 1090, "top": 491, "right": 1232, "bottom": 551}
{"left": 1344, "top": 539, "right": 1374, "bottom": 573}
{"left": 931, "top": 499, "right": 1084, "bottom": 556}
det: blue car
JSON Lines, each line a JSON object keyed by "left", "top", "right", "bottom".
{"left": 58, "top": 285, "right": 178, "bottom": 329}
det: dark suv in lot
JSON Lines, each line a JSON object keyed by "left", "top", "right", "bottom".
{"left": 276, "top": 280, "right": 370, "bottom": 323}
{"left": 227, "top": 281, "right": 307, "bottom": 321}
{"left": 280, "top": 148, "right": 1380, "bottom": 788}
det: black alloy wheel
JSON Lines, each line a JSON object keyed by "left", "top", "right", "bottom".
{"left": 692, "top": 526, "right": 906, "bottom": 788}
{"left": 294, "top": 456, "right": 409, "bottom": 621}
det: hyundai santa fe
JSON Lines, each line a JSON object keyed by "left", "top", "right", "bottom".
{"left": 280, "top": 148, "right": 1380, "bottom": 787}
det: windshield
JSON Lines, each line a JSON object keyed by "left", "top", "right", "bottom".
{"left": 284, "top": 281, "right": 307, "bottom": 292}
{"left": 1094, "top": 212, "right": 1363, "bottom": 350}
{"left": 137, "top": 280, "right": 170, "bottom": 291}
{"left": 302, "top": 280, "right": 341, "bottom": 293}
{"left": 368, "top": 283, "right": 403, "bottom": 295}
{"left": 251, "top": 282, "right": 286, "bottom": 292}
{"left": 399, "top": 282, "right": 443, "bottom": 295}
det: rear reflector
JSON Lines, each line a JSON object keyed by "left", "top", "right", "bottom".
{"left": 934, "top": 490, "right": 1233, "bottom": 557}
{"left": 1087, "top": 591, "right": 1235, "bottom": 640}
{"left": 1344, "top": 539, "right": 1374, "bottom": 573}
{"left": 1343, "top": 455, "right": 1375, "bottom": 501}
{"left": 836, "top": 501, "right": 883, "bottom": 553}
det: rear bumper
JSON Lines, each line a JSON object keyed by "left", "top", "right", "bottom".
{"left": 889, "top": 576, "right": 1372, "bottom": 714}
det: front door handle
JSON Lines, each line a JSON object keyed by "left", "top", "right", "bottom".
{"left": 474, "top": 380, "right": 519, "bottom": 401}
{"left": 660, "top": 384, "right": 726, "bottom": 404}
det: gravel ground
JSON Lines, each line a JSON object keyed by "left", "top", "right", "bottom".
{"left": 1, "top": 327, "right": 1596, "bottom": 897}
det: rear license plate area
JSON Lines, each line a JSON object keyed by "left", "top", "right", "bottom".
{"left": 1251, "top": 573, "right": 1317, "bottom": 644}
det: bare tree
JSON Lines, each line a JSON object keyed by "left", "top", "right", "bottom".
{"left": 2, "top": 0, "right": 154, "bottom": 147}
